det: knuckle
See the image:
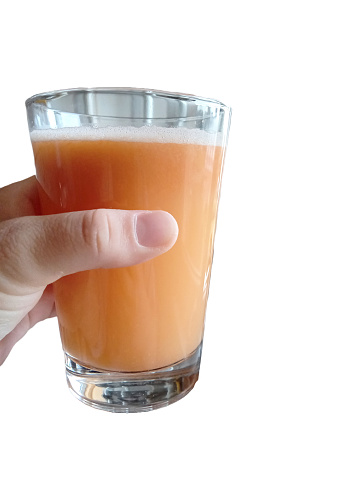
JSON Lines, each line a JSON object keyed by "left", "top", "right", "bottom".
{"left": 80, "top": 210, "right": 112, "bottom": 257}
{"left": 0, "top": 218, "right": 41, "bottom": 289}
{"left": 0, "top": 220, "right": 17, "bottom": 262}
{"left": 0, "top": 219, "right": 24, "bottom": 273}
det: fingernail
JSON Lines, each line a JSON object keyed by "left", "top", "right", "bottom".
{"left": 135, "top": 211, "right": 178, "bottom": 248}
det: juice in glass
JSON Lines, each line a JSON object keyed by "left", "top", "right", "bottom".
{"left": 32, "top": 126, "right": 224, "bottom": 373}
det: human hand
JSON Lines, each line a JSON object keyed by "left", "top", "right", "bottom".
{"left": 0, "top": 177, "right": 178, "bottom": 364}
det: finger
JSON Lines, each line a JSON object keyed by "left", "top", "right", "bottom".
{"left": 0, "top": 176, "right": 40, "bottom": 221}
{"left": 0, "top": 209, "right": 178, "bottom": 293}
{"left": 0, "top": 285, "right": 56, "bottom": 365}
{"left": 0, "top": 318, "right": 32, "bottom": 365}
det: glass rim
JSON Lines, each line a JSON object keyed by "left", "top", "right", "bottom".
{"left": 25, "top": 87, "right": 231, "bottom": 121}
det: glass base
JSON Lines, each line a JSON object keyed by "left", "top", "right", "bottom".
{"left": 65, "top": 343, "right": 202, "bottom": 413}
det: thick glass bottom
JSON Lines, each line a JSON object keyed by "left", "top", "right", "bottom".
{"left": 65, "top": 343, "right": 202, "bottom": 413}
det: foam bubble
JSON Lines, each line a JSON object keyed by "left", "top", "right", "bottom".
{"left": 30, "top": 125, "right": 222, "bottom": 146}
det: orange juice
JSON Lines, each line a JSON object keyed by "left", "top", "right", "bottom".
{"left": 32, "top": 126, "right": 224, "bottom": 372}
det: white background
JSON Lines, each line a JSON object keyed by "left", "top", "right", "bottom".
{"left": 1, "top": 1, "right": 358, "bottom": 477}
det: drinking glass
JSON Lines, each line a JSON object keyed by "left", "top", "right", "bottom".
{"left": 26, "top": 88, "right": 231, "bottom": 412}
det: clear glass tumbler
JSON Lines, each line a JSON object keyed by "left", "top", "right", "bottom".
{"left": 26, "top": 88, "right": 231, "bottom": 412}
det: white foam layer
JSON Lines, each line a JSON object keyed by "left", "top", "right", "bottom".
{"left": 30, "top": 125, "right": 222, "bottom": 146}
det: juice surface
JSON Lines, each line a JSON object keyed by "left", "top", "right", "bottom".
{"left": 32, "top": 127, "right": 224, "bottom": 372}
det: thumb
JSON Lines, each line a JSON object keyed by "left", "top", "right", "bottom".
{"left": 0, "top": 209, "right": 178, "bottom": 293}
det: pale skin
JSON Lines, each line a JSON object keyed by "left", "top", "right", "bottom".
{"left": 0, "top": 176, "right": 178, "bottom": 365}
